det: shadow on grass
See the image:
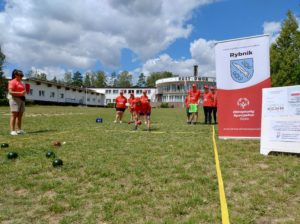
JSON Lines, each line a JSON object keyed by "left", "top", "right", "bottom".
{"left": 269, "top": 151, "right": 300, "bottom": 157}
{"left": 27, "top": 129, "right": 58, "bottom": 134}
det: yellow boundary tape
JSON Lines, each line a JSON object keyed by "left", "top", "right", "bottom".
{"left": 212, "top": 126, "right": 230, "bottom": 224}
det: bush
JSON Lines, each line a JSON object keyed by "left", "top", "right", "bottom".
{"left": 0, "top": 98, "right": 8, "bottom": 106}
{"left": 160, "top": 102, "right": 169, "bottom": 108}
{"left": 106, "top": 103, "right": 115, "bottom": 108}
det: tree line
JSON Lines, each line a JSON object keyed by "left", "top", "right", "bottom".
{"left": 20, "top": 69, "right": 173, "bottom": 88}
{"left": 1, "top": 9, "right": 300, "bottom": 98}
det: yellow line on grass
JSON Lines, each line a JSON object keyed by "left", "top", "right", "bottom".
{"left": 212, "top": 126, "right": 230, "bottom": 224}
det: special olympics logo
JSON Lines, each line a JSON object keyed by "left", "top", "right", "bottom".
{"left": 230, "top": 58, "right": 254, "bottom": 83}
{"left": 237, "top": 98, "right": 250, "bottom": 109}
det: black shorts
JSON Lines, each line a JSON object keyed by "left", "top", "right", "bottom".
{"left": 116, "top": 108, "right": 126, "bottom": 112}
{"left": 139, "top": 112, "right": 151, "bottom": 116}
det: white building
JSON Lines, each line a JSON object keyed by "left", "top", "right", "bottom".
{"left": 91, "top": 87, "right": 156, "bottom": 105}
{"left": 155, "top": 76, "right": 216, "bottom": 107}
{"left": 25, "top": 78, "right": 105, "bottom": 106}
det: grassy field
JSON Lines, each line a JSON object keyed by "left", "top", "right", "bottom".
{"left": 0, "top": 106, "right": 299, "bottom": 224}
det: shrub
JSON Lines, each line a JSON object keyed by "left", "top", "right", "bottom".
{"left": 106, "top": 103, "right": 115, "bottom": 108}
{"left": 160, "top": 102, "right": 169, "bottom": 108}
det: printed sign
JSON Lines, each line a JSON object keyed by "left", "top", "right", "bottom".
{"left": 215, "top": 35, "right": 271, "bottom": 138}
{"left": 260, "top": 85, "right": 300, "bottom": 155}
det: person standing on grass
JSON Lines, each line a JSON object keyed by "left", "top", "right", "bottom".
{"left": 188, "top": 83, "right": 201, "bottom": 125}
{"left": 114, "top": 90, "right": 127, "bottom": 124}
{"left": 7, "top": 69, "right": 26, "bottom": 136}
{"left": 141, "top": 99, "right": 152, "bottom": 131}
{"left": 210, "top": 86, "right": 218, "bottom": 124}
{"left": 184, "top": 95, "right": 191, "bottom": 124}
{"left": 132, "top": 97, "right": 143, "bottom": 130}
{"left": 140, "top": 90, "right": 149, "bottom": 124}
{"left": 127, "top": 93, "right": 135, "bottom": 123}
{"left": 203, "top": 85, "right": 213, "bottom": 124}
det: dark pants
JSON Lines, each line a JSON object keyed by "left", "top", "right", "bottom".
{"left": 212, "top": 107, "right": 217, "bottom": 123}
{"left": 203, "top": 106, "right": 212, "bottom": 124}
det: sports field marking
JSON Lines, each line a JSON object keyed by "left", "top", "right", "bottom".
{"left": 212, "top": 126, "right": 230, "bottom": 224}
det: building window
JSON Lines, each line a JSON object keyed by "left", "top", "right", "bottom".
{"left": 136, "top": 90, "right": 142, "bottom": 94}
{"left": 123, "top": 90, "right": 127, "bottom": 93}
{"left": 60, "top": 93, "right": 64, "bottom": 98}
{"left": 29, "top": 89, "right": 33, "bottom": 95}
{"left": 147, "top": 90, "right": 151, "bottom": 94}
{"left": 128, "top": 90, "right": 134, "bottom": 94}
{"left": 105, "top": 90, "right": 111, "bottom": 94}
{"left": 39, "top": 90, "right": 45, "bottom": 97}
{"left": 113, "top": 90, "right": 118, "bottom": 94}
{"left": 87, "top": 98, "right": 90, "bottom": 102}
{"left": 50, "top": 92, "right": 55, "bottom": 98}
{"left": 93, "top": 98, "right": 95, "bottom": 101}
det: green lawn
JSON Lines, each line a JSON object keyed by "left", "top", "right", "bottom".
{"left": 0, "top": 106, "right": 299, "bottom": 224}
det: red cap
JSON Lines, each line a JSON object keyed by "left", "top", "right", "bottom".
{"left": 210, "top": 86, "right": 215, "bottom": 90}
{"left": 204, "top": 85, "right": 209, "bottom": 89}
{"left": 192, "top": 83, "right": 197, "bottom": 87}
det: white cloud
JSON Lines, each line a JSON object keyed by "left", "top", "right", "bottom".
{"left": 135, "top": 37, "right": 216, "bottom": 80}
{"left": 0, "top": 0, "right": 215, "bottom": 79}
{"left": 263, "top": 21, "right": 281, "bottom": 43}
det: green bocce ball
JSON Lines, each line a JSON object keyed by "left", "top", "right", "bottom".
{"left": 52, "top": 159, "right": 63, "bottom": 167}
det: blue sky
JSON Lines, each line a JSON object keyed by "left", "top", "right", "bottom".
{"left": 0, "top": 0, "right": 299, "bottom": 82}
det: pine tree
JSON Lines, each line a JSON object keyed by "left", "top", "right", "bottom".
{"left": 136, "top": 73, "right": 146, "bottom": 87}
{"left": 270, "top": 10, "right": 300, "bottom": 86}
{"left": 0, "top": 46, "right": 8, "bottom": 99}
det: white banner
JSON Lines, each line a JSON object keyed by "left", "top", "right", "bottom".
{"left": 215, "top": 35, "right": 270, "bottom": 138}
{"left": 260, "top": 85, "right": 300, "bottom": 155}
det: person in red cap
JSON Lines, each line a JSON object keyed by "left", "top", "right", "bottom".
{"left": 114, "top": 90, "right": 127, "bottom": 123}
{"left": 132, "top": 97, "right": 143, "bottom": 130}
{"left": 187, "top": 83, "right": 201, "bottom": 124}
{"left": 210, "top": 86, "right": 218, "bottom": 124}
{"left": 140, "top": 90, "right": 149, "bottom": 124}
{"left": 202, "top": 85, "right": 213, "bottom": 124}
{"left": 127, "top": 92, "right": 135, "bottom": 123}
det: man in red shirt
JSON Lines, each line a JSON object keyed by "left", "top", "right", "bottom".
{"left": 203, "top": 85, "right": 213, "bottom": 124}
{"left": 188, "top": 83, "right": 201, "bottom": 125}
{"left": 210, "top": 87, "right": 218, "bottom": 124}
{"left": 114, "top": 91, "right": 127, "bottom": 123}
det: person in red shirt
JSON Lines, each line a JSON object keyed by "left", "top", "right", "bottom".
{"left": 210, "top": 87, "right": 218, "bottom": 124}
{"left": 8, "top": 69, "right": 26, "bottom": 136}
{"left": 202, "top": 85, "right": 214, "bottom": 124}
{"left": 188, "top": 83, "right": 201, "bottom": 124}
{"left": 184, "top": 95, "right": 191, "bottom": 123}
{"left": 127, "top": 93, "right": 135, "bottom": 123}
{"left": 114, "top": 91, "right": 127, "bottom": 123}
{"left": 132, "top": 97, "right": 142, "bottom": 130}
{"left": 140, "top": 90, "right": 149, "bottom": 124}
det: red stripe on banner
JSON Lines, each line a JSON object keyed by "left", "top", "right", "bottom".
{"left": 218, "top": 78, "right": 271, "bottom": 138}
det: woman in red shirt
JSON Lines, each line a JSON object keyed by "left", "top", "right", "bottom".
{"left": 8, "top": 69, "right": 26, "bottom": 135}
{"left": 114, "top": 91, "right": 127, "bottom": 123}
{"left": 202, "top": 85, "right": 213, "bottom": 124}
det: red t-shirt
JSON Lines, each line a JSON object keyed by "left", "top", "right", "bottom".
{"left": 142, "top": 101, "right": 151, "bottom": 114}
{"left": 185, "top": 96, "right": 190, "bottom": 108}
{"left": 8, "top": 79, "right": 25, "bottom": 97}
{"left": 203, "top": 91, "right": 213, "bottom": 107}
{"left": 133, "top": 97, "right": 142, "bottom": 113}
{"left": 115, "top": 95, "right": 127, "bottom": 109}
{"left": 188, "top": 89, "right": 201, "bottom": 104}
{"left": 211, "top": 91, "right": 218, "bottom": 107}
{"left": 128, "top": 97, "right": 135, "bottom": 111}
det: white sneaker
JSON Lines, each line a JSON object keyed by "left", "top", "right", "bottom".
{"left": 17, "top": 130, "right": 25, "bottom": 134}
{"left": 144, "top": 121, "right": 147, "bottom": 125}
{"left": 10, "top": 131, "right": 18, "bottom": 136}
{"left": 119, "top": 121, "right": 123, "bottom": 124}
{"left": 114, "top": 120, "right": 117, "bottom": 123}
